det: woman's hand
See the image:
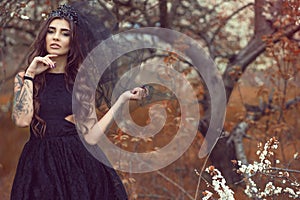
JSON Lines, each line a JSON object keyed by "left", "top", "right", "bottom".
{"left": 26, "top": 54, "right": 58, "bottom": 77}
{"left": 119, "top": 87, "right": 148, "bottom": 103}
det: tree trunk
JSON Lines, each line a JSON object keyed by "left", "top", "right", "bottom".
{"left": 206, "top": 0, "right": 274, "bottom": 184}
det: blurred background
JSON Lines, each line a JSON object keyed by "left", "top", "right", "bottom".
{"left": 0, "top": 0, "right": 299, "bottom": 199}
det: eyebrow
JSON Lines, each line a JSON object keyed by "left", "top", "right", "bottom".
{"left": 48, "top": 26, "right": 70, "bottom": 32}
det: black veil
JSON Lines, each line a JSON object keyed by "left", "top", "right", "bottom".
{"left": 69, "top": 1, "right": 145, "bottom": 109}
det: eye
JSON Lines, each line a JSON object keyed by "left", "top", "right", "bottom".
{"left": 47, "top": 29, "right": 54, "bottom": 34}
{"left": 62, "top": 32, "right": 70, "bottom": 37}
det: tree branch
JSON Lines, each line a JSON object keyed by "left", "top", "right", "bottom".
{"left": 159, "top": 0, "right": 168, "bottom": 28}
{"left": 156, "top": 170, "right": 194, "bottom": 200}
{"left": 223, "top": 23, "right": 300, "bottom": 101}
{"left": 228, "top": 95, "right": 300, "bottom": 165}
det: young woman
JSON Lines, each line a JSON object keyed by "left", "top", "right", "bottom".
{"left": 11, "top": 4, "right": 147, "bottom": 199}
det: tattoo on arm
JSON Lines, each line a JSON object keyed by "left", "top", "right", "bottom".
{"left": 12, "top": 74, "right": 33, "bottom": 123}
{"left": 13, "top": 74, "right": 23, "bottom": 104}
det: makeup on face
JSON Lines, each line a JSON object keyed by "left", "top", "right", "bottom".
{"left": 46, "top": 19, "right": 71, "bottom": 56}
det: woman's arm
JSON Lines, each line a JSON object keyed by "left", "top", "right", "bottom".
{"left": 11, "top": 71, "right": 34, "bottom": 127}
{"left": 12, "top": 54, "right": 57, "bottom": 127}
{"left": 84, "top": 87, "right": 147, "bottom": 145}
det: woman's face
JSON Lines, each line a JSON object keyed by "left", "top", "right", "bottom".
{"left": 46, "top": 18, "right": 71, "bottom": 56}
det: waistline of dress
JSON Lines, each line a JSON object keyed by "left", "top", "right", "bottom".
{"left": 29, "top": 131, "right": 79, "bottom": 141}
{"left": 29, "top": 118, "right": 79, "bottom": 140}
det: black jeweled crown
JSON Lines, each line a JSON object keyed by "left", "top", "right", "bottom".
{"left": 49, "top": 4, "right": 78, "bottom": 24}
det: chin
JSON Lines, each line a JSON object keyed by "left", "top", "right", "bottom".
{"left": 47, "top": 49, "right": 68, "bottom": 56}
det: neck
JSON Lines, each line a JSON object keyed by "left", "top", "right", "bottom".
{"left": 48, "top": 55, "right": 67, "bottom": 73}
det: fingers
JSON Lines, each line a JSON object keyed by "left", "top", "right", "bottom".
{"left": 27, "top": 54, "right": 58, "bottom": 76}
{"left": 130, "top": 87, "right": 148, "bottom": 100}
{"left": 44, "top": 54, "right": 57, "bottom": 68}
{"left": 37, "top": 55, "right": 57, "bottom": 68}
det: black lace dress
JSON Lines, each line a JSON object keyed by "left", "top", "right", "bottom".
{"left": 11, "top": 73, "right": 128, "bottom": 200}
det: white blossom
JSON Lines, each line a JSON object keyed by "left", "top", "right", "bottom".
{"left": 204, "top": 167, "right": 235, "bottom": 200}
{"left": 202, "top": 190, "right": 213, "bottom": 200}
{"left": 284, "top": 187, "right": 298, "bottom": 198}
{"left": 205, "top": 138, "right": 299, "bottom": 200}
{"left": 293, "top": 152, "right": 299, "bottom": 159}
{"left": 20, "top": 15, "right": 29, "bottom": 20}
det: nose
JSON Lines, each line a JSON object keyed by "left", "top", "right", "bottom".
{"left": 53, "top": 31, "right": 60, "bottom": 41}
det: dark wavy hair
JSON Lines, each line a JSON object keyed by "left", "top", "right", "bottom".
{"left": 27, "top": 2, "right": 116, "bottom": 137}
{"left": 27, "top": 14, "right": 90, "bottom": 137}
